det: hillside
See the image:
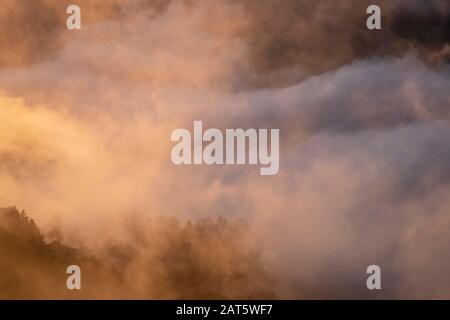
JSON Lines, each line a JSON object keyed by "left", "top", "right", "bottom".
{"left": 0, "top": 207, "right": 282, "bottom": 299}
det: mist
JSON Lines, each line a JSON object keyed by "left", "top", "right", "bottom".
{"left": 0, "top": 0, "right": 449, "bottom": 299}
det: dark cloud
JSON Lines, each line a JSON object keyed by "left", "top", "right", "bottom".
{"left": 239, "top": 0, "right": 450, "bottom": 87}
{"left": 392, "top": 0, "right": 450, "bottom": 47}
{"left": 0, "top": 0, "right": 61, "bottom": 68}
{"left": 1, "top": 0, "right": 448, "bottom": 87}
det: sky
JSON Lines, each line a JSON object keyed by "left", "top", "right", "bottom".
{"left": 0, "top": 0, "right": 449, "bottom": 298}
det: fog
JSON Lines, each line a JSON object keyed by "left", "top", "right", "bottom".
{"left": 0, "top": 0, "right": 449, "bottom": 298}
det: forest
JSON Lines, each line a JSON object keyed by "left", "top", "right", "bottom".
{"left": 0, "top": 206, "right": 284, "bottom": 299}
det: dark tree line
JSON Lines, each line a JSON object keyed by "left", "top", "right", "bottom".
{"left": 0, "top": 207, "right": 283, "bottom": 299}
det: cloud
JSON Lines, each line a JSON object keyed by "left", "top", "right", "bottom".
{"left": 0, "top": 0, "right": 449, "bottom": 298}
